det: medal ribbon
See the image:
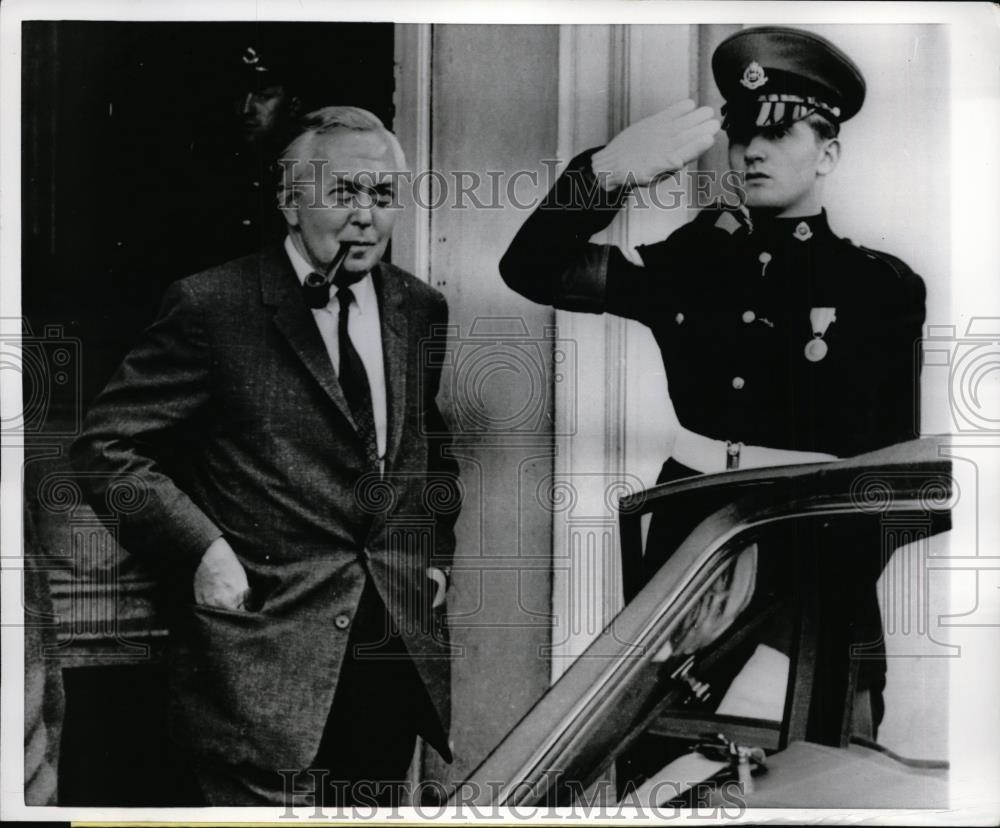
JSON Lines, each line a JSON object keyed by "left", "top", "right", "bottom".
{"left": 809, "top": 307, "right": 837, "bottom": 337}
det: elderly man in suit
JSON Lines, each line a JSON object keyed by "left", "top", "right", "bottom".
{"left": 71, "top": 106, "right": 459, "bottom": 806}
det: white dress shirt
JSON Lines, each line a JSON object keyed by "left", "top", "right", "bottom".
{"left": 284, "top": 236, "right": 387, "bottom": 462}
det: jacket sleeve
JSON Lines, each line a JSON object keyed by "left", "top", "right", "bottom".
{"left": 499, "top": 148, "right": 664, "bottom": 323}
{"left": 423, "top": 294, "right": 461, "bottom": 571}
{"left": 69, "top": 279, "right": 222, "bottom": 569}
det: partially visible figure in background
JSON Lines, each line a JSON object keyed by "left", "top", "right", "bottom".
{"left": 182, "top": 42, "right": 303, "bottom": 273}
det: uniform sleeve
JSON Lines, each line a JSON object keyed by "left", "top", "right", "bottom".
{"left": 499, "top": 149, "right": 668, "bottom": 324}
{"left": 69, "top": 280, "right": 222, "bottom": 569}
{"left": 850, "top": 259, "right": 927, "bottom": 455}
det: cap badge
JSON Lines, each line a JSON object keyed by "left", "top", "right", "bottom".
{"left": 793, "top": 221, "right": 814, "bottom": 242}
{"left": 242, "top": 46, "right": 268, "bottom": 73}
{"left": 740, "top": 61, "right": 768, "bottom": 90}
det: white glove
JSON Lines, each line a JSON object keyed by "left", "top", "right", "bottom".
{"left": 591, "top": 99, "right": 720, "bottom": 190}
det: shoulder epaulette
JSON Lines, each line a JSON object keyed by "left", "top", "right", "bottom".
{"left": 855, "top": 244, "right": 915, "bottom": 281}
{"left": 852, "top": 244, "right": 926, "bottom": 310}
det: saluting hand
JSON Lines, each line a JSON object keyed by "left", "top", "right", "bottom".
{"left": 194, "top": 536, "right": 251, "bottom": 611}
{"left": 591, "top": 99, "right": 721, "bottom": 191}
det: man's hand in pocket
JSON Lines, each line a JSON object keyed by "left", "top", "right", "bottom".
{"left": 194, "top": 537, "right": 251, "bottom": 610}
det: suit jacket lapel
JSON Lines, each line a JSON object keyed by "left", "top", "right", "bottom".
{"left": 373, "top": 264, "right": 408, "bottom": 470}
{"left": 258, "top": 245, "right": 357, "bottom": 431}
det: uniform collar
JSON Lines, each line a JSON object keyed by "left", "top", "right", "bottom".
{"left": 748, "top": 208, "right": 832, "bottom": 243}
{"left": 284, "top": 235, "right": 376, "bottom": 315}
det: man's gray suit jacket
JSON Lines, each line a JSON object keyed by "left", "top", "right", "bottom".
{"left": 71, "top": 244, "right": 460, "bottom": 770}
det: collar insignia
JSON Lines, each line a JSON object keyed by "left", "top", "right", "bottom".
{"left": 793, "top": 221, "right": 814, "bottom": 242}
{"left": 740, "top": 61, "right": 768, "bottom": 90}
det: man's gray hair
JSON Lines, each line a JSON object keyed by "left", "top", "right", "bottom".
{"left": 276, "top": 106, "right": 406, "bottom": 205}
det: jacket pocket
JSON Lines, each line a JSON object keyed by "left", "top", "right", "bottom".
{"left": 167, "top": 608, "right": 343, "bottom": 769}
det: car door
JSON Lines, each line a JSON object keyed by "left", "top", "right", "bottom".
{"left": 454, "top": 437, "right": 951, "bottom": 809}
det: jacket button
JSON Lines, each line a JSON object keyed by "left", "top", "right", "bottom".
{"left": 742, "top": 310, "right": 755, "bottom": 323}
{"left": 675, "top": 312, "right": 685, "bottom": 325}
{"left": 334, "top": 613, "right": 351, "bottom": 630}
{"left": 732, "top": 376, "right": 745, "bottom": 390}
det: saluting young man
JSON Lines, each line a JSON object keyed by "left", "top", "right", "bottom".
{"left": 500, "top": 26, "right": 927, "bottom": 737}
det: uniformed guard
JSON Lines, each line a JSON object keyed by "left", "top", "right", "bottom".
{"left": 181, "top": 42, "right": 303, "bottom": 273}
{"left": 500, "top": 26, "right": 927, "bottom": 740}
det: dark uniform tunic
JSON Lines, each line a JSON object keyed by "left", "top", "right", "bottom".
{"left": 500, "top": 149, "right": 928, "bottom": 732}
{"left": 501, "top": 150, "right": 926, "bottom": 464}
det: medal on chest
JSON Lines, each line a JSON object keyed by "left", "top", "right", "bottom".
{"left": 805, "top": 307, "right": 837, "bottom": 362}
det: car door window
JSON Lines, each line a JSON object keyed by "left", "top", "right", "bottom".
{"left": 602, "top": 527, "right": 803, "bottom": 807}
{"left": 529, "top": 521, "right": 805, "bottom": 808}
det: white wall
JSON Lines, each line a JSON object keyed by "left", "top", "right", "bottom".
{"left": 424, "top": 23, "right": 562, "bottom": 784}
{"left": 550, "top": 24, "right": 698, "bottom": 674}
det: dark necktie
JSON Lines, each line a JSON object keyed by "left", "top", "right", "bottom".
{"left": 333, "top": 277, "right": 379, "bottom": 468}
